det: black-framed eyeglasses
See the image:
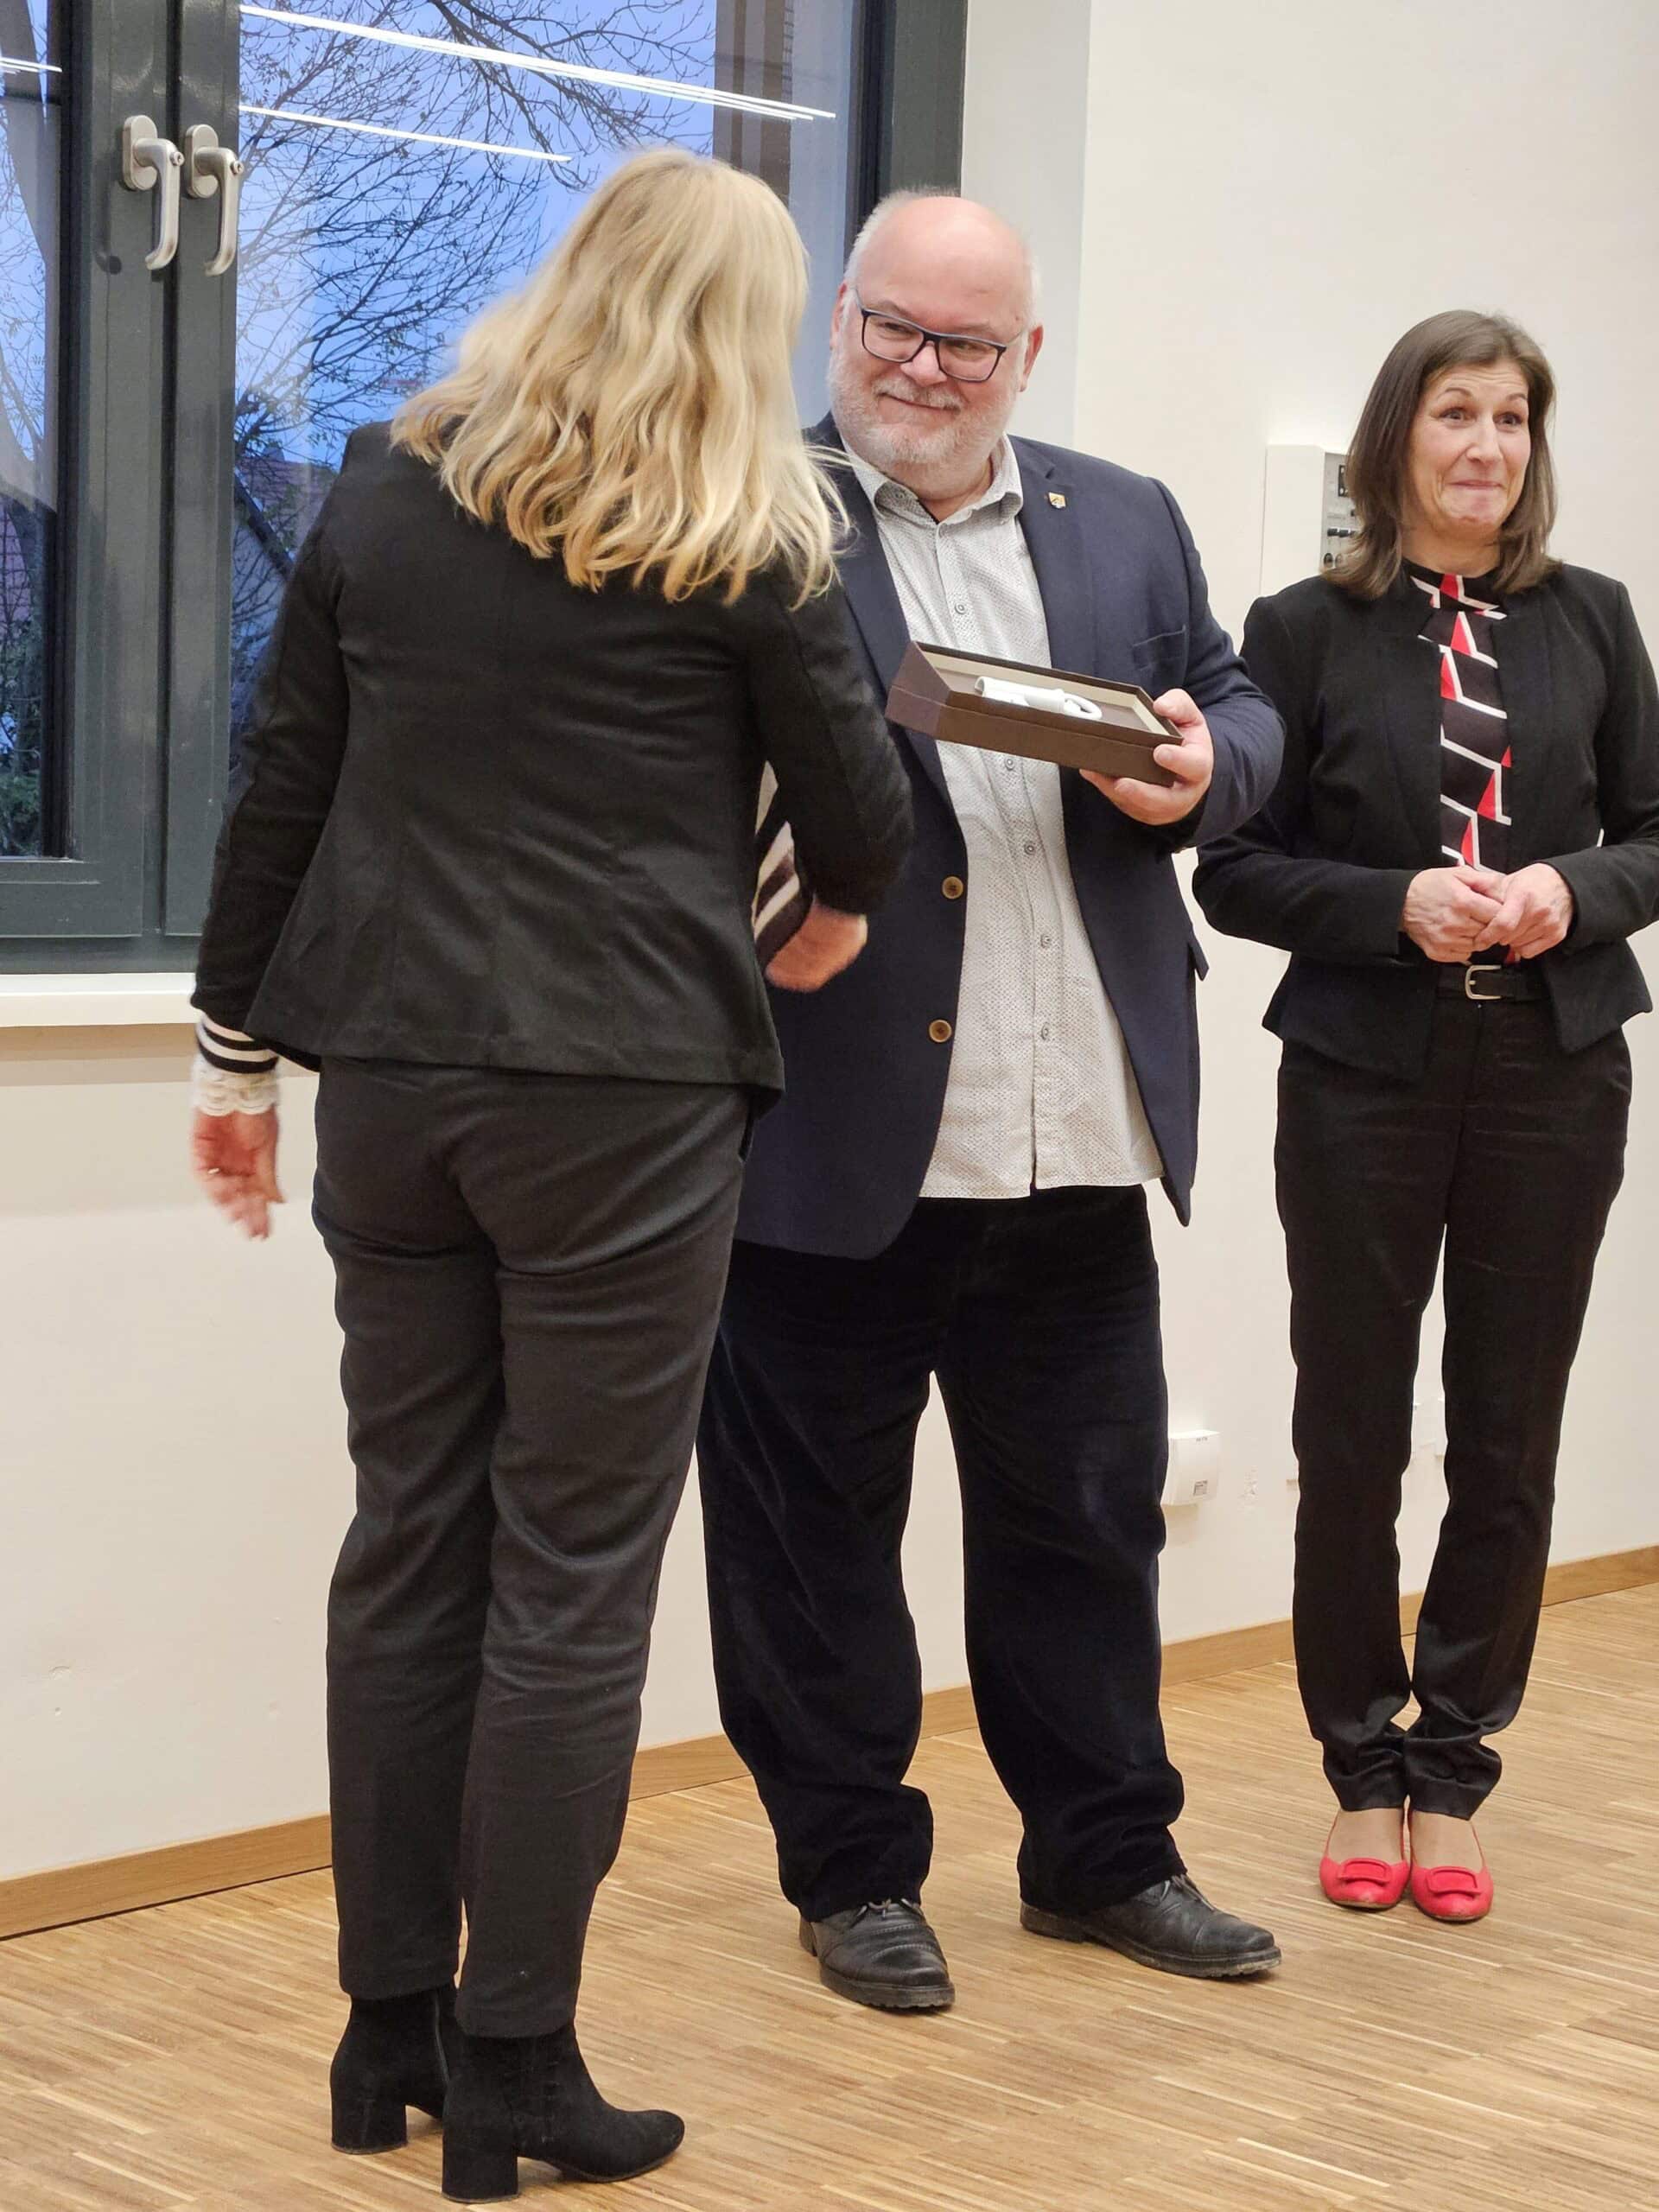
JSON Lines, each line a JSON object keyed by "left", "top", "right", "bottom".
{"left": 855, "top": 296, "right": 1014, "bottom": 385}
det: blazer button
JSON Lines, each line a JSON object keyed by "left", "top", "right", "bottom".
{"left": 929, "top": 1019, "right": 953, "bottom": 1044}
{"left": 941, "top": 875, "right": 965, "bottom": 899}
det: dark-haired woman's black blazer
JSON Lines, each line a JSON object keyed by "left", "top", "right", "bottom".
{"left": 1193, "top": 563, "right": 1659, "bottom": 1073}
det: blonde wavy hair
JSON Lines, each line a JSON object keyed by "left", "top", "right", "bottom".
{"left": 393, "top": 149, "right": 840, "bottom": 603}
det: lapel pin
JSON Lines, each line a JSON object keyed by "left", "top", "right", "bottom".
{"left": 1048, "top": 491, "right": 1067, "bottom": 508}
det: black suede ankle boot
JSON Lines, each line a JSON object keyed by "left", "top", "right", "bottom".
{"left": 330, "top": 1984, "right": 456, "bottom": 2152}
{"left": 441, "top": 2024, "right": 684, "bottom": 2200}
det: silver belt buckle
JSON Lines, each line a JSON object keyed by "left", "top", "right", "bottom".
{"left": 1463, "top": 963, "right": 1503, "bottom": 1001}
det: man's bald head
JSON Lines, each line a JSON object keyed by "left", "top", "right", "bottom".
{"left": 828, "top": 191, "right": 1045, "bottom": 512}
{"left": 845, "top": 193, "right": 1040, "bottom": 325}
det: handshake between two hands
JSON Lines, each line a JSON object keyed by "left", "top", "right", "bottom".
{"left": 766, "top": 691, "right": 1220, "bottom": 997}
{"left": 1402, "top": 861, "right": 1575, "bottom": 964}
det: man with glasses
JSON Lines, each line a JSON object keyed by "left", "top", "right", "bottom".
{"left": 698, "top": 192, "right": 1284, "bottom": 2012}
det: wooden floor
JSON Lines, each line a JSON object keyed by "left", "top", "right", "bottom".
{"left": 4, "top": 1586, "right": 1657, "bottom": 2212}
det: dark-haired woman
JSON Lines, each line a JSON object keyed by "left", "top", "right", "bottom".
{"left": 1194, "top": 311, "right": 1659, "bottom": 1923}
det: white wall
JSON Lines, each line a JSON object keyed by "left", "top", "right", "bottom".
{"left": 3, "top": 1032, "right": 337, "bottom": 1877}
{"left": 6, "top": 0, "right": 1658, "bottom": 1884}
{"left": 961, "top": 0, "right": 1093, "bottom": 447}
{"left": 0, "top": 1030, "right": 969, "bottom": 1879}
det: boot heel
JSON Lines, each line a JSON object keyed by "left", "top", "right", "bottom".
{"left": 442, "top": 2129, "right": 520, "bottom": 2202}
{"left": 331, "top": 2090, "right": 409, "bottom": 2153}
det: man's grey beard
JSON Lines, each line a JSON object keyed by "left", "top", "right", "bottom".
{"left": 827, "top": 346, "right": 1015, "bottom": 485}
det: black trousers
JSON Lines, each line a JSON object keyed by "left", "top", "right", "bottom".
{"left": 314, "top": 1061, "right": 747, "bottom": 2036}
{"left": 1277, "top": 998, "right": 1630, "bottom": 1818}
{"left": 696, "top": 1185, "right": 1185, "bottom": 1922}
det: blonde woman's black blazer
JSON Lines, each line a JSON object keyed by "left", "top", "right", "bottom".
{"left": 194, "top": 425, "right": 912, "bottom": 1092}
{"left": 1192, "top": 564, "right": 1659, "bottom": 1074}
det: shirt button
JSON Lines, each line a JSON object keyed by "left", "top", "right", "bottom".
{"left": 953, "top": 600, "right": 969, "bottom": 615}
{"left": 1023, "top": 841, "right": 1037, "bottom": 855}
{"left": 1039, "top": 1024, "right": 1052, "bottom": 1041}
{"left": 1002, "top": 757, "right": 1017, "bottom": 772}
{"left": 928, "top": 1019, "right": 954, "bottom": 1044}
{"left": 1039, "top": 932, "right": 1052, "bottom": 948}
{"left": 942, "top": 875, "right": 965, "bottom": 899}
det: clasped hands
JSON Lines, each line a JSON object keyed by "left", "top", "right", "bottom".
{"left": 1401, "top": 861, "right": 1575, "bottom": 963}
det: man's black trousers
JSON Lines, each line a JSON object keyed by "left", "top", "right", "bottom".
{"left": 697, "top": 1185, "right": 1185, "bottom": 1922}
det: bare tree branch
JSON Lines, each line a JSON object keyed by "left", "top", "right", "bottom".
{"left": 228, "top": 0, "right": 731, "bottom": 720}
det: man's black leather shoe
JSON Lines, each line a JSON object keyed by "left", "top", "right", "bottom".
{"left": 799, "top": 1900, "right": 956, "bottom": 2011}
{"left": 1020, "top": 1874, "right": 1281, "bottom": 1980}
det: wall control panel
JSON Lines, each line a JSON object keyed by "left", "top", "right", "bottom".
{"left": 1261, "top": 445, "right": 1357, "bottom": 594}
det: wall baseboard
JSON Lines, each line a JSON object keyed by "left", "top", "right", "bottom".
{"left": 0, "top": 1815, "right": 335, "bottom": 1948}
{"left": 6, "top": 1544, "right": 1654, "bottom": 1944}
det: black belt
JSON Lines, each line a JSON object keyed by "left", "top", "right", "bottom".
{"left": 1435, "top": 961, "right": 1543, "bottom": 1002}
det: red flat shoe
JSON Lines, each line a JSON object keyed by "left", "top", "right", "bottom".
{"left": 1319, "top": 1823, "right": 1409, "bottom": 1911}
{"left": 1408, "top": 1855, "right": 1493, "bottom": 1923}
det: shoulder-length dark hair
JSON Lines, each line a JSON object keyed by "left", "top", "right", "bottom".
{"left": 1332, "top": 309, "right": 1560, "bottom": 600}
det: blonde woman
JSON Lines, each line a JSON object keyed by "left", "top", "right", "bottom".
{"left": 190, "top": 149, "right": 910, "bottom": 2196}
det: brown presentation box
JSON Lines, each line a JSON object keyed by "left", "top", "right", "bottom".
{"left": 886, "top": 642, "right": 1179, "bottom": 787}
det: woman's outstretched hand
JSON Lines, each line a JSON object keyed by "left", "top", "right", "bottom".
{"left": 192, "top": 1108, "right": 283, "bottom": 1239}
{"left": 765, "top": 899, "right": 868, "bottom": 991}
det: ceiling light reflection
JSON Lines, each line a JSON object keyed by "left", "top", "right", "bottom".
{"left": 243, "top": 7, "right": 832, "bottom": 124}
{"left": 240, "top": 104, "right": 574, "bottom": 162}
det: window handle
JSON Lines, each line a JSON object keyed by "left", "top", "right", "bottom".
{"left": 120, "top": 114, "right": 185, "bottom": 271}
{"left": 184, "top": 124, "right": 246, "bottom": 277}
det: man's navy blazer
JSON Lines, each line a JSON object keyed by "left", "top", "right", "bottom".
{"left": 736, "top": 422, "right": 1284, "bottom": 1256}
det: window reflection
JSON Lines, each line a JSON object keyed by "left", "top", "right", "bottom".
{"left": 232, "top": 2, "right": 852, "bottom": 741}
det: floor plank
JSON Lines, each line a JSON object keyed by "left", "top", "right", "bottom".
{"left": 3, "top": 1586, "right": 1656, "bottom": 2209}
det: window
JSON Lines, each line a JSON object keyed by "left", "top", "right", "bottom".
{"left": 0, "top": 3, "right": 63, "bottom": 861}
{"left": 229, "top": 3, "right": 856, "bottom": 736}
{"left": 0, "top": 0, "right": 964, "bottom": 966}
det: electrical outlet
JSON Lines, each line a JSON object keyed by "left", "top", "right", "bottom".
{"left": 1166, "top": 1431, "right": 1222, "bottom": 1508}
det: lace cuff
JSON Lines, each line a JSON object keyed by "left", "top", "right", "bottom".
{"left": 192, "top": 1055, "right": 279, "bottom": 1116}
{"left": 191, "top": 1014, "right": 280, "bottom": 1116}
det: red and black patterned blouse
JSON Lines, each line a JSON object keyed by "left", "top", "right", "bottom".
{"left": 1408, "top": 563, "right": 1510, "bottom": 873}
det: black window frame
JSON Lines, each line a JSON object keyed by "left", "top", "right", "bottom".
{"left": 0, "top": 0, "right": 966, "bottom": 974}
{"left": 0, "top": 0, "right": 168, "bottom": 950}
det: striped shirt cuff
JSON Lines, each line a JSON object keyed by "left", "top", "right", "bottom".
{"left": 753, "top": 764, "right": 810, "bottom": 964}
{"left": 195, "top": 1015, "right": 279, "bottom": 1075}
{"left": 193, "top": 1015, "right": 280, "bottom": 1116}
